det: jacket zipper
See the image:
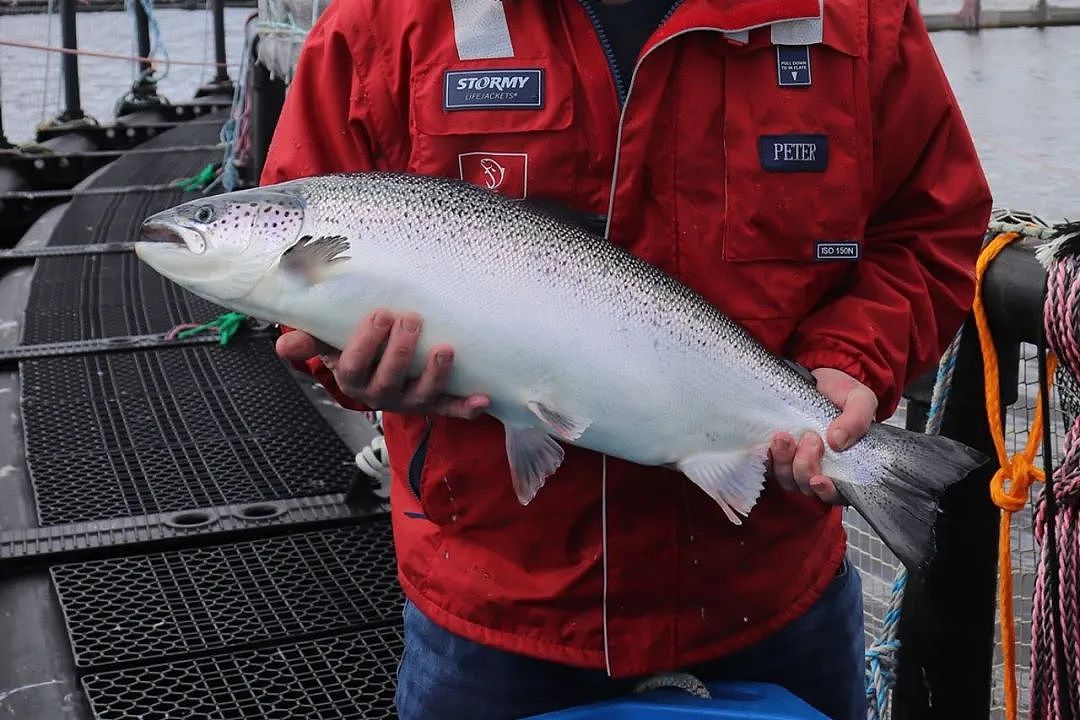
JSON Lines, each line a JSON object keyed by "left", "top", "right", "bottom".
{"left": 575, "top": 0, "right": 685, "bottom": 107}
{"left": 406, "top": 419, "right": 433, "bottom": 504}
{"left": 576, "top": 0, "right": 627, "bottom": 104}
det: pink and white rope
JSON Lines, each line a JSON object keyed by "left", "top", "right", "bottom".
{"left": 1033, "top": 237, "right": 1080, "bottom": 719}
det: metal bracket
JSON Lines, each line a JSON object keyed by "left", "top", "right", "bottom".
{"left": 0, "top": 324, "right": 278, "bottom": 369}
{"left": 0, "top": 494, "right": 389, "bottom": 571}
{"left": 0, "top": 242, "right": 136, "bottom": 264}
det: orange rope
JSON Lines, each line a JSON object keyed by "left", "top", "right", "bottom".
{"left": 971, "top": 231, "right": 1058, "bottom": 720}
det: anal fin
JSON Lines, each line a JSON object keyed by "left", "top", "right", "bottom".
{"left": 504, "top": 425, "right": 565, "bottom": 505}
{"left": 678, "top": 447, "right": 769, "bottom": 524}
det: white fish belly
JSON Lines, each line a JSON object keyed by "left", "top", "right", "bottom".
{"left": 288, "top": 250, "right": 823, "bottom": 471}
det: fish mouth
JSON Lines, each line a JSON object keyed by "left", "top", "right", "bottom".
{"left": 139, "top": 222, "right": 185, "bottom": 245}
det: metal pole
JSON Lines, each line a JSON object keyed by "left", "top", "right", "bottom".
{"left": 212, "top": 0, "right": 230, "bottom": 84}
{"left": 134, "top": 0, "right": 153, "bottom": 78}
{"left": 0, "top": 72, "right": 12, "bottom": 149}
{"left": 58, "top": 0, "right": 84, "bottom": 122}
{"left": 249, "top": 53, "right": 286, "bottom": 184}
{"left": 892, "top": 322, "right": 1017, "bottom": 718}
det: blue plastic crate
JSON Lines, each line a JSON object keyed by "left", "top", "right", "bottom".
{"left": 524, "top": 681, "right": 830, "bottom": 719}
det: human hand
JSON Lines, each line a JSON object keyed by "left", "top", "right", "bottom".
{"left": 275, "top": 309, "right": 490, "bottom": 419}
{"left": 768, "top": 367, "right": 878, "bottom": 504}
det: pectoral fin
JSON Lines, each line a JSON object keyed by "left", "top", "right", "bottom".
{"left": 678, "top": 447, "right": 769, "bottom": 524}
{"left": 280, "top": 234, "right": 351, "bottom": 285}
{"left": 527, "top": 400, "right": 592, "bottom": 441}
{"left": 504, "top": 424, "right": 565, "bottom": 505}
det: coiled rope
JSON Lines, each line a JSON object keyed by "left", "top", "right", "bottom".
{"left": 1032, "top": 221, "right": 1080, "bottom": 719}
{"left": 865, "top": 213, "right": 1057, "bottom": 718}
{"left": 354, "top": 411, "right": 391, "bottom": 482}
{"left": 971, "top": 230, "right": 1057, "bottom": 720}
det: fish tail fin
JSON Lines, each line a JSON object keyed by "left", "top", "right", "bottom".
{"left": 834, "top": 422, "right": 987, "bottom": 572}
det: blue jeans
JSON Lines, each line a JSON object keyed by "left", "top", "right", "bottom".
{"left": 396, "top": 558, "right": 866, "bottom": 720}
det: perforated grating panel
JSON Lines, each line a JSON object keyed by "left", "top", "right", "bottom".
{"left": 21, "top": 253, "right": 223, "bottom": 344}
{"left": 51, "top": 521, "right": 400, "bottom": 668}
{"left": 81, "top": 626, "right": 402, "bottom": 720}
{"left": 21, "top": 340, "right": 355, "bottom": 525}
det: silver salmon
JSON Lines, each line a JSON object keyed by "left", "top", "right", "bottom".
{"left": 136, "top": 172, "right": 986, "bottom": 571}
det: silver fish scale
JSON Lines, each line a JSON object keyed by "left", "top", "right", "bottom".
{"left": 296, "top": 171, "right": 839, "bottom": 430}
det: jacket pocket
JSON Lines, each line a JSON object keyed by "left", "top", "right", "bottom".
{"left": 721, "top": 40, "right": 869, "bottom": 265}
{"left": 407, "top": 56, "right": 581, "bottom": 200}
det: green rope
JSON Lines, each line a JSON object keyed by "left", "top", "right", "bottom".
{"left": 173, "top": 162, "right": 220, "bottom": 192}
{"left": 176, "top": 312, "right": 248, "bottom": 345}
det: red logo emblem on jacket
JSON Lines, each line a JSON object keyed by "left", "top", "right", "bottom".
{"left": 458, "top": 152, "right": 528, "bottom": 199}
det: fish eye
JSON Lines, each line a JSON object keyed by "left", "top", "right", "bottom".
{"left": 193, "top": 205, "right": 217, "bottom": 224}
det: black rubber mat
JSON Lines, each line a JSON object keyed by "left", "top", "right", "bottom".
{"left": 21, "top": 252, "right": 223, "bottom": 344}
{"left": 81, "top": 625, "right": 403, "bottom": 720}
{"left": 48, "top": 112, "right": 226, "bottom": 248}
{"left": 20, "top": 112, "right": 228, "bottom": 344}
{"left": 21, "top": 340, "right": 355, "bottom": 525}
{"left": 51, "top": 521, "right": 401, "bottom": 669}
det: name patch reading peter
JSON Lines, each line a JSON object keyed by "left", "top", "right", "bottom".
{"left": 758, "top": 134, "right": 828, "bottom": 172}
{"left": 444, "top": 69, "right": 544, "bottom": 110}
{"left": 815, "top": 242, "right": 860, "bottom": 261}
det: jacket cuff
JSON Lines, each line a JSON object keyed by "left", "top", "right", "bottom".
{"left": 279, "top": 325, "right": 371, "bottom": 413}
{"left": 789, "top": 338, "right": 894, "bottom": 421}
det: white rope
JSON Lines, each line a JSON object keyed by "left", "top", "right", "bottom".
{"left": 354, "top": 411, "right": 390, "bottom": 481}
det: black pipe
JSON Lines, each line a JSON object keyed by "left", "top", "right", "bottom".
{"left": 0, "top": 72, "right": 11, "bottom": 149}
{"left": 893, "top": 318, "right": 1017, "bottom": 719}
{"left": 212, "top": 0, "right": 230, "bottom": 84}
{"left": 58, "top": 0, "right": 84, "bottom": 122}
{"left": 891, "top": 242, "right": 1045, "bottom": 717}
{"left": 249, "top": 48, "right": 287, "bottom": 185}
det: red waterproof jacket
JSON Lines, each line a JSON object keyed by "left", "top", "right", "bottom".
{"left": 261, "top": 0, "right": 992, "bottom": 677}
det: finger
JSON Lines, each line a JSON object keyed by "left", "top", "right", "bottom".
{"left": 827, "top": 387, "right": 877, "bottom": 451}
{"left": 792, "top": 432, "right": 824, "bottom": 496}
{"left": 364, "top": 313, "right": 422, "bottom": 404}
{"left": 403, "top": 345, "right": 455, "bottom": 408}
{"left": 335, "top": 310, "right": 395, "bottom": 394}
{"left": 809, "top": 474, "right": 843, "bottom": 505}
{"left": 769, "top": 432, "right": 797, "bottom": 492}
{"left": 429, "top": 394, "right": 490, "bottom": 420}
{"left": 276, "top": 329, "right": 335, "bottom": 362}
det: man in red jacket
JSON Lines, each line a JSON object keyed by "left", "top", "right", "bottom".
{"left": 262, "top": 1, "right": 992, "bottom": 718}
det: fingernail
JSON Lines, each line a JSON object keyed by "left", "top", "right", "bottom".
{"left": 373, "top": 312, "right": 392, "bottom": 330}
{"left": 833, "top": 430, "right": 849, "bottom": 450}
{"left": 435, "top": 351, "right": 451, "bottom": 367}
{"left": 402, "top": 316, "right": 421, "bottom": 333}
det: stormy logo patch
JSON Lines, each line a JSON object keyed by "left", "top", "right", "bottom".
{"left": 444, "top": 69, "right": 544, "bottom": 110}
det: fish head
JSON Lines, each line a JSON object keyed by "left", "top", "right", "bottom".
{"left": 135, "top": 185, "right": 306, "bottom": 304}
